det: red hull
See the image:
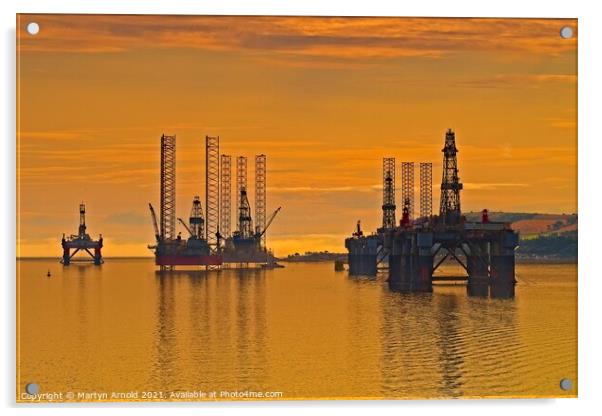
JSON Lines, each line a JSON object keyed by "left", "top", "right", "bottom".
{"left": 156, "top": 255, "right": 223, "bottom": 266}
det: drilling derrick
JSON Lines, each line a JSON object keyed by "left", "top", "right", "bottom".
{"left": 189, "top": 196, "right": 205, "bottom": 239}
{"left": 419, "top": 162, "right": 433, "bottom": 218}
{"left": 255, "top": 155, "right": 267, "bottom": 247}
{"left": 401, "top": 162, "right": 415, "bottom": 221}
{"left": 382, "top": 157, "right": 396, "bottom": 229}
{"left": 78, "top": 203, "right": 86, "bottom": 235}
{"left": 439, "top": 128, "right": 463, "bottom": 225}
{"left": 205, "top": 136, "right": 219, "bottom": 248}
{"left": 160, "top": 134, "right": 176, "bottom": 240}
{"left": 220, "top": 154, "right": 232, "bottom": 238}
{"left": 224, "top": 153, "right": 280, "bottom": 265}
{"left": 238, "top": 189, "right": 254, "bottom": 239}
{"left": 236, "top": 156, "right": 248, "bottom": 231}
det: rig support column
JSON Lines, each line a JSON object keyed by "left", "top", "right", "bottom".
{"left": 416, "top": 233, "right": 433, "bottom": 292}
{"left": 387, "top": 231, "right": 402, "bottom": 287}
{"left": 389, "top": 232, "right": 432, "bottom": 292}
{"left": 388, "top": 233, "right": 413, "bottom": 291}
{"left": 490, "top": 231, "right": 519, "bottom": 298}
{"left": 467, "top": 242, "right": 490, "bottom": 297}
{"left": 94, "top": 239, "right": 103, "bottom": 265}
{"left": 62, "top": 240, "right": 70, "bottom": 265}
{"left": 346, "top": 235, "right": 378, "bottom": 276}
{"left": 400, "top": 235, "right": 414, "bottom": 291}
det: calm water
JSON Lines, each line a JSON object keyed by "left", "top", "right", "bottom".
{"left": 17, "top": 259, "right": 577, "bottom": 401}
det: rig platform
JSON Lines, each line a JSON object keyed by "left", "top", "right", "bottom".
{"left": 61, "top": 203, "right": 103, "bottom": 265}
{"left": 148, "top": 134, "right": 281, "bottom": 270}
{"left": 345, "top": 129, "right": 519, "bottom": 298}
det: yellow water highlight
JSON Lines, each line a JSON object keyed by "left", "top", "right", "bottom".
{"left": 17, "top": 260, "right": 576, "bottom": 401}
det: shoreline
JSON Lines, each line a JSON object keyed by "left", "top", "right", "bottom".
{"left": 279, "top": 258, "right": 577, "bottom": 265}
{"left": 16, "top": 256, "right": 577, "bottom": 265}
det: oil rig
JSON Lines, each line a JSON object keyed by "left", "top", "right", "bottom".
{"left": 148, "top": 134, "right": 281, "bottom": 270}
{"left": 60, "top": 203, "right": 103, "bottom": 265}
{"left": 345, "top": 129, "right": 519, "bottom": 298}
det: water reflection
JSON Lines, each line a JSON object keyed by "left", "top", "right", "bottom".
{"left": 233, "top": 268, "right": 267, "bottom": 388}
{"left": 380, "top": 286, "right": 518, "bottom": 398}
{"left": 434, "top": 294, "right": 464, "bottom": 397}
{"left": 75, "top": 264, "right": 90, "bottom": 337}
{"left": 380, "top": 291, "right": 438, "bottom": 398}
{"left": 152, "top": 268, "right": 268, "bottom": 391}
{"left": 188, "top": 270, "right": 211, "bottom": 386}
{"left": 464, "top": 295, "right": 520, "bottom": 394}
{"left": 17, "top": 260, "right": 574, "bottom": 400}
{"left": 153, "top": 274, "right": 178, "bottom": 390}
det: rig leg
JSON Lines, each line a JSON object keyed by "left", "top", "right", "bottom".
{"left": 94, "top": 247, "right": 102, "bottom": 265}
{"left": 387, "top": 231, "right": 401, "bottom": 288}
{"left": 390, "top": 233, "right": 433, "bottom": 293}
{"left": 388, "top": 234, "right": 406, "bottom": 291}
{"left": 62, "top": 247, "right": 70, "bottom": 265}
{"left": 415, "top": 233, "right": 433, "bottom": 292}
{"left": 467, "top": 242, "right": 490, "bottom": 297}
{"left": 347, "top": 238, "right": 378, "bottom": 276}
{"left": 490, "top": 231, "right": 518, "bottom": 299}
{"left": 390, "top": 234, "right": 431, "bottom": 292}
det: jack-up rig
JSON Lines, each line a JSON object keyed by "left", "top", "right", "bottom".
{"left": 61, "top": 202, "right": 103, "bottom": 265}
{"left": 345, "top": 129, "right": 519, "bottom": 298}
{"left": 148, "top": 134, "right": 281, "bottom": 270}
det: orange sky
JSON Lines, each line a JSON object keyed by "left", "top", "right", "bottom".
{"left": 16, "top": 15, "right": 577, "bottom": 257}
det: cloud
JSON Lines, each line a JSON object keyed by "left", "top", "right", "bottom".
{"left": 546, "top": 118, "right": 577, "bottom": 130}
{"left": 267, "top": 184, "right": 380, "bottom": 193}
{"left": 463, "top": 182, "right": 529, "bottom": 191}
{"left": 18, "top": 15, "right": 577, "bottom": 60}
{"left": 103, "top": 211, "right": 149, "bottom": 226}
{"left": 455, "top": 73, "right": 577, "bottom": 89}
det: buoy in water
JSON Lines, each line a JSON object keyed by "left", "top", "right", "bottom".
{"left": 46, "top": 270, "right": 51, "bottom": 277}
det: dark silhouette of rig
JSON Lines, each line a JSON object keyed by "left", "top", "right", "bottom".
{"left": 345, "top": 129, "right": 518, "bottom": 298}
{"left": 61, "top": 203, "right": 103, "bottom": 265}
{"left": 147, "top": 135, "right": 281, "bottom": 271}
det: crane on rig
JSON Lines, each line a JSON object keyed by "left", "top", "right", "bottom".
{"left": 230, "top": 205, "right": 281, "bottom": 252}
{"left": 177, "top": 218, "right": 194, "bottom": 237}
{"left": 254, "top": 206, "right": 282, "bottom": 240}
{"left": 149, "top": 203, "right": 160, "bottom": 242}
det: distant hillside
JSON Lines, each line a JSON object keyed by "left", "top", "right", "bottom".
{"left": 464, "top": 211, "right": 578, "bottom": 236}
{"left": 464, "top": 211, "right": 577, "bottom": 261}
{"left": 517, "top": 231, "right": 577, "bottom": 260}
{"left": 280, "top": 251, "right": 346, "bottom": 262}
{"left": 464, "top": 211, "right": 536, "bottom": 223}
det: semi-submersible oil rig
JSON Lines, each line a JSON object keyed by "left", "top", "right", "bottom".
{"left": 61, "top": 203, "right": 104, "bottom": 265}
{"left": 345, "top": 129, "right": 519, "bottom": 298}
{"left": 148, "top": 134, "right": 281, "bottom": 270}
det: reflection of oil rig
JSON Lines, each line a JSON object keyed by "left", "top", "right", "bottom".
{"left": 148, "top": 134, "right": 281, "bottom": 270}
{"left": 61, "top": 202, "right": 103, "bottom": 265}
{"left": 345, "top": 129, "right": 519, "bottom": 298}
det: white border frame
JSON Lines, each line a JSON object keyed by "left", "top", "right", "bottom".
{"left": 3, "top": 1, "right": 601, "bottom": 415}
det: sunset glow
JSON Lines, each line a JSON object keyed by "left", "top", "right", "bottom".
{"left": 17, "top": 15, "right": 577, "bottom": 257}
